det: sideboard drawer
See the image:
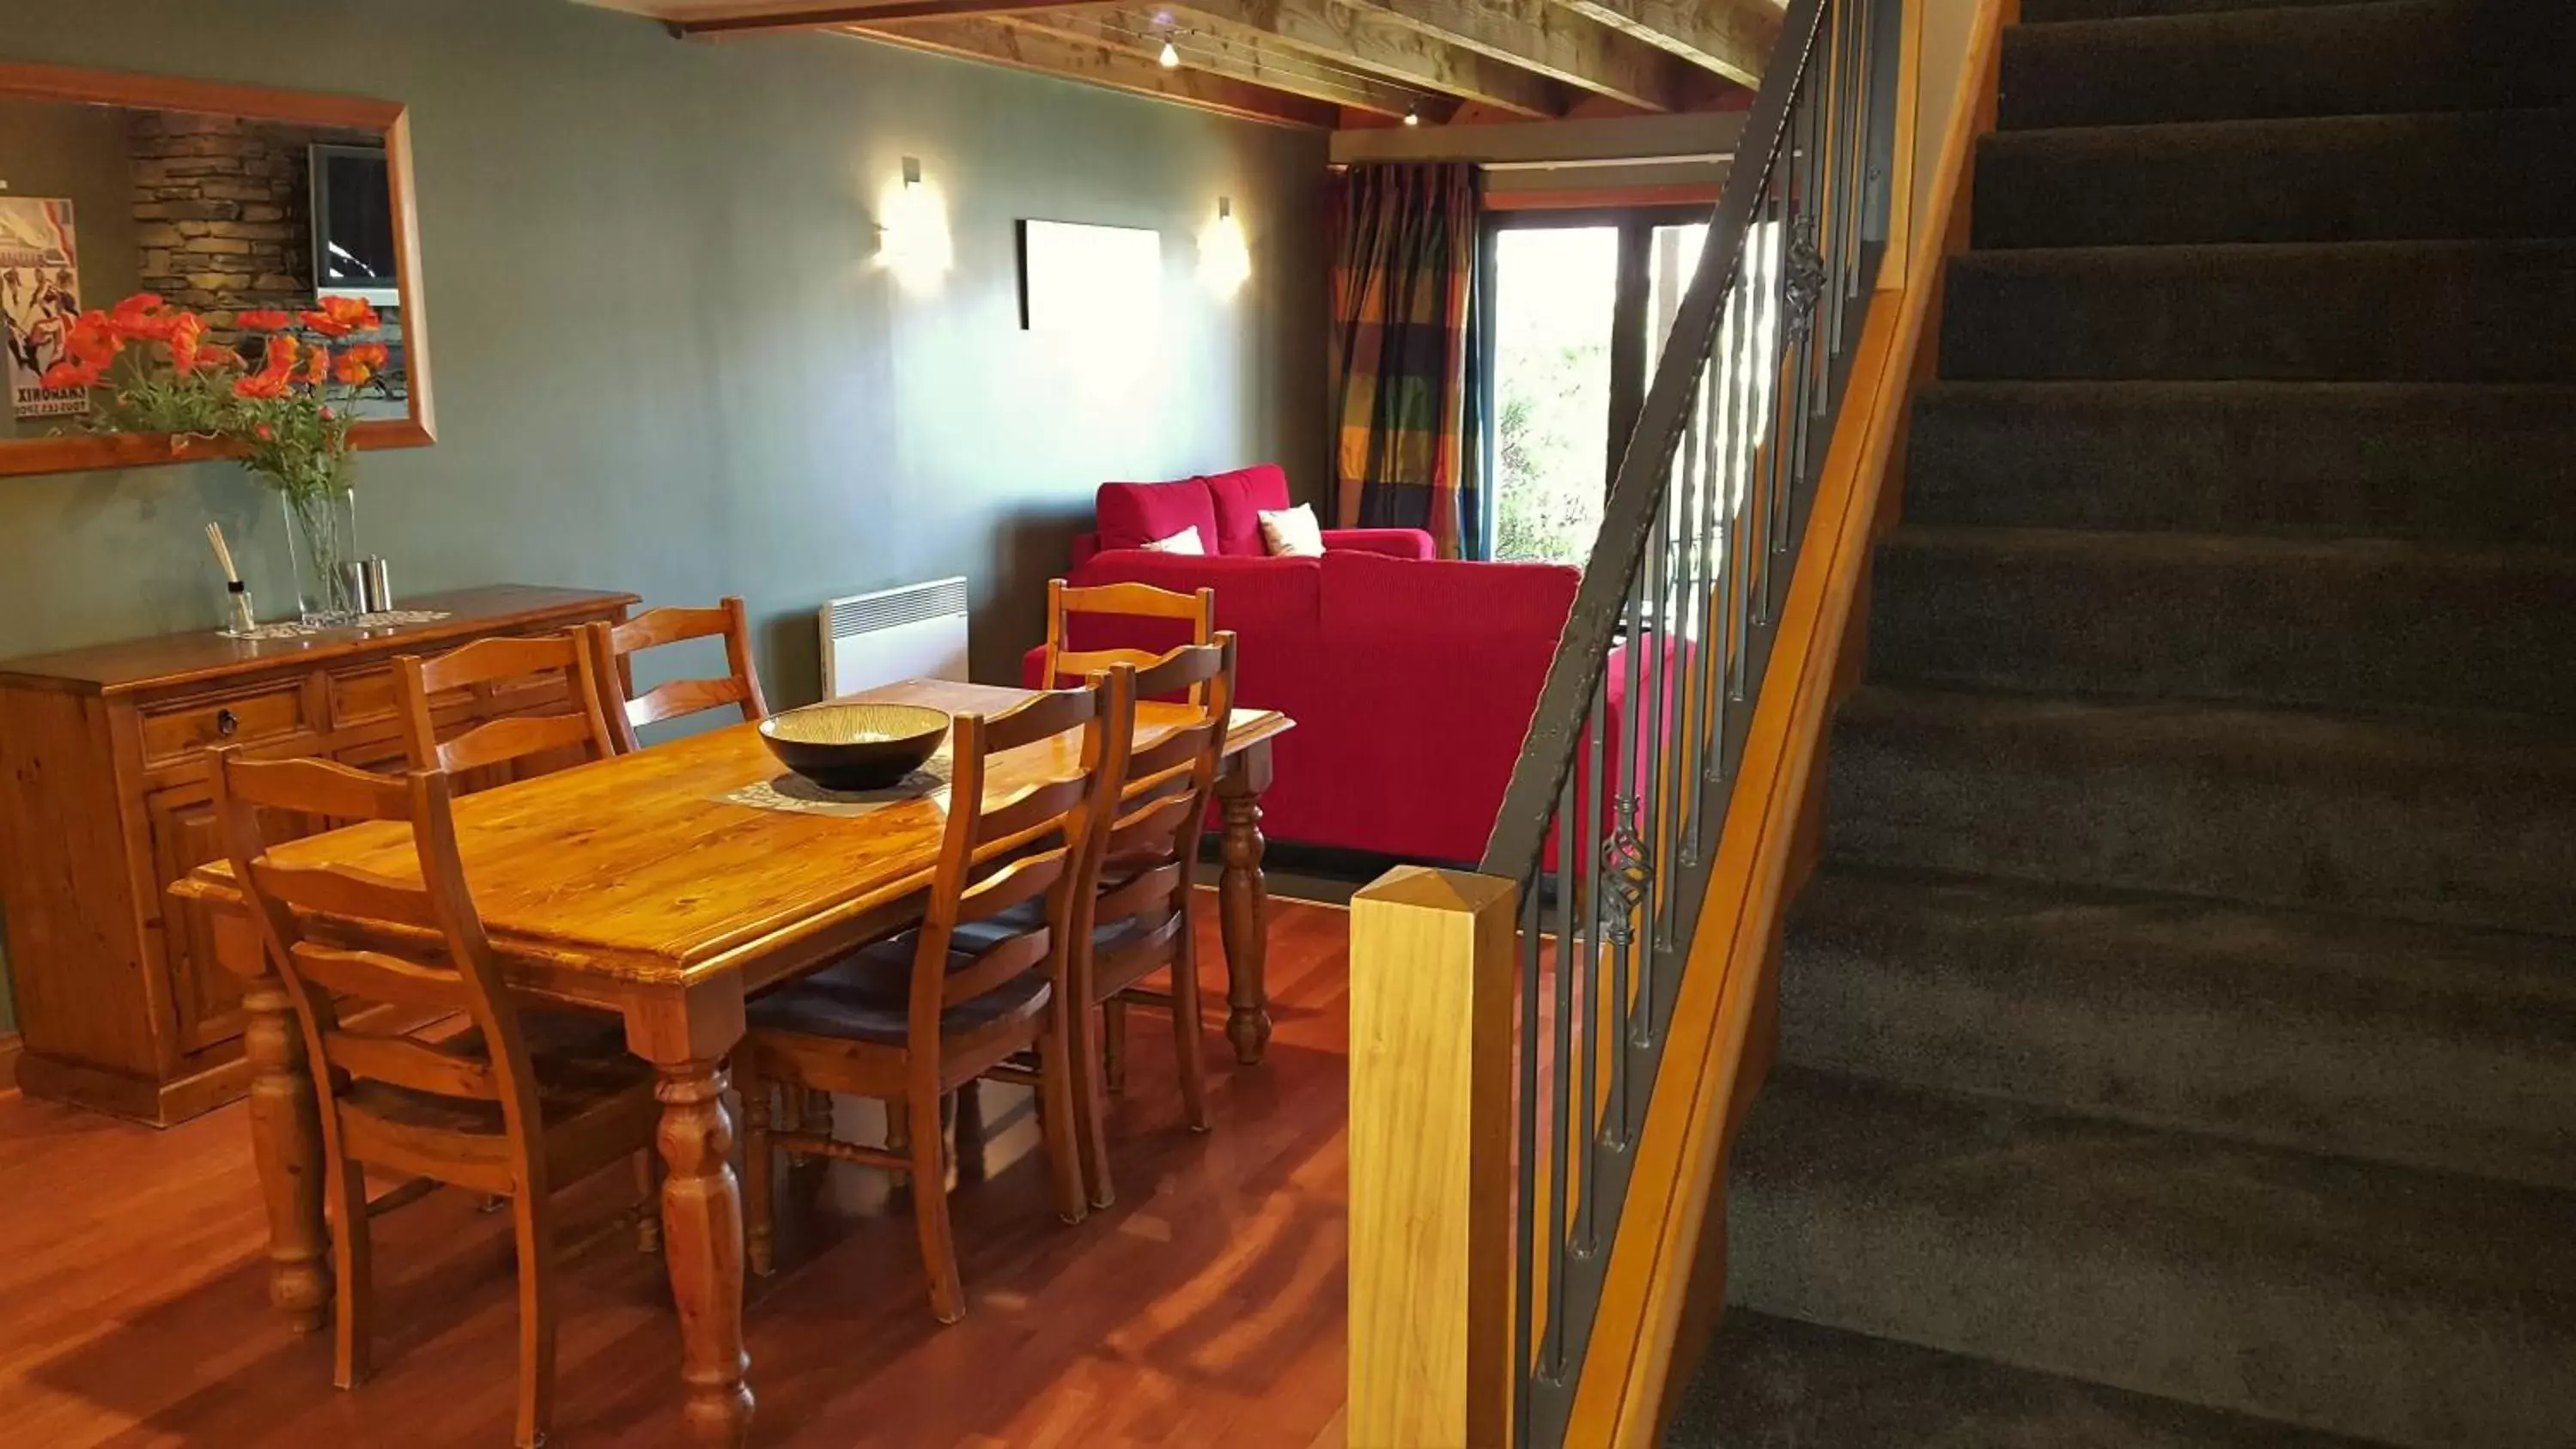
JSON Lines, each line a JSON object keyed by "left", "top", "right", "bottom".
{"left": 140, "top": 684, "right": 311, "bottom": 762}
{"left": 331, "top": 666, "right": 472, "bottom": 728}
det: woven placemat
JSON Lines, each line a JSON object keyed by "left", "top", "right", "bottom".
{"left": 719, "top": 749, "right": 954, "bottom": 819}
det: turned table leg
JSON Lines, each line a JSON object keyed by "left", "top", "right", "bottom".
{"left": 225, "top": 909, "right": 330, "bottom": 1334}
{"left": 655, "top": 1058, "right": 755, "bottom": 1447}
{"left": 1216, "top": 742, "right": 1274, "bottom": 1066}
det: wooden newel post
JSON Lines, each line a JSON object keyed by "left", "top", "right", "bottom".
{"left": 1349, "top": 865, "right": 1519, "bottom": 1449}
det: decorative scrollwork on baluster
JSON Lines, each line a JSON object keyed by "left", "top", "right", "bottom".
{"left": 1782, "top": 223, "right": 1828, "bottom": 344}
{"left": 1599, "top": 797, "right": 1652, "bottom": 946}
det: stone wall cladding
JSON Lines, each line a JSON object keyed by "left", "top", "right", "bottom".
{"left": 128, "top": 110, "right": 331, "bottom": 344}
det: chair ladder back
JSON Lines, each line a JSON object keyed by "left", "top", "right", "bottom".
{"left": 212, "top": 748, "right": 550, "bottom": 1173}
{"left": 321, "top": 1024, "right": 500, "bottom": 1100}
{"left": 1102, "top": 635, "right": 1237, "bottom": 876}
{"left": 908, "top": 682, "right": 1115, "bottom": 1034}
{"left": 590, "top": 597, "right": 769, "bottom": 754}
{"left": 397, "top": 631, "right": 618, "bottom": 784}
{"left": 1044, "top": 579, "right": 1217, "bottom": 704}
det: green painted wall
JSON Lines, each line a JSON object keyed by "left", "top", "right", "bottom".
{"left": 0, "top": 0, "right": 1332, "bottom": 1034}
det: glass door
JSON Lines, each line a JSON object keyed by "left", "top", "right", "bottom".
{"left": 1487, "top": 222, "right": 1619, "bottom": 563}
{"left": 1481, "top": 207, "right": 1712, "bottom": 564}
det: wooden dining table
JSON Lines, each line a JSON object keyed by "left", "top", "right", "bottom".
{"left": 173, "top": 677, "right": 1292, "bottom": 1446}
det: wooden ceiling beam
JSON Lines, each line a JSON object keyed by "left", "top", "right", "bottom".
{"left": 1551, "top": 0, "right": 1780, "bottom": 88}
{"left": 1353, "top": 0, "right": 1680, "bottom": 111}
{"left": 1173, "top": 0, "right": 1564, "bottom": 118}
{"left": 837, "top": 16, "right": 1338, "bottom": 127}
{"left": 671, "top": 0, "right": 1111, "bottom": 35}
{"left": 1001, "top": 9, "right": 1451, "bottom": 120}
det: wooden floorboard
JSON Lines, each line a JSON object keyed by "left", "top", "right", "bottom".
{"left": 0, "top": 890, "right": 1353, "bottom": 1447}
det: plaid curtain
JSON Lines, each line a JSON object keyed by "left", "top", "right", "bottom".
{"left": 1329, "top": 164, "right": 1482, "bottom": 560}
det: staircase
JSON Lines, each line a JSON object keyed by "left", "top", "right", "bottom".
{"left": 1670, "top": 1, "right": 2576, "bottom": 1445}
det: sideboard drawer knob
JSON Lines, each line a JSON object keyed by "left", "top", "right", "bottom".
{"left": 215, "top": 708, "right": 239, "bottom": 738}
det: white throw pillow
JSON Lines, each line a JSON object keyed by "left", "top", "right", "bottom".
{"left": 1259, "top": 503, "right": 1325, "bottom": 559}
{"left": 1139, "top": 527, "right": 1206, "bottom": 555}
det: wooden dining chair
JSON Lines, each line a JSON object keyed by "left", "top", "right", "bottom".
{"left": 586, "top": 597, "right": 769, "bottom": 755}
{"left": 979, "top": 638, "right": 1236, "bottom": 1209}
{"left": 395, "top": 631, "right": 620, "bottom": 789}
{"left": 1041, "top": 579, "right": 1215, "bottom": 702}
{"left": 734, "top": 684, "right": 1109, "bottom": 1323}
{"left": 210, "top": 748, "right": 660, "bottom": 1449}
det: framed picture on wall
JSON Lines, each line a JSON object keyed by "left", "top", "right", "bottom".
{"left": 1018, "top": 218, "right": 1161, "bottom": 334}
{"left": 0, "top": 197, "right": 85, "bottom": 421}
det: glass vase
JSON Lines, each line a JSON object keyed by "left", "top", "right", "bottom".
{"left": 283, "top": 487, "right": 359, "bottom": 627}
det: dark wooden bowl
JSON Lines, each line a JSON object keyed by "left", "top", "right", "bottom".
{"left": 757, "top": 701, "right": 951, "bottom": 792}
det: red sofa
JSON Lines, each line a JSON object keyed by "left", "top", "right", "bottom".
{"left": 1027, "top": 469, "right": 1587, "bottom": 864}
{"left": 1071, "top": 465, "right": 1435, "bottom": 566}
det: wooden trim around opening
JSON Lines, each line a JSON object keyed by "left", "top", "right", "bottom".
{"left": 1486, "top": 183, "right": 1722, "bottom": 211}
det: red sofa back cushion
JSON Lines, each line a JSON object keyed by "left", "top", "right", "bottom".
{"left": 1074, "top": 550, "right": 1324, "bottom": 629}
{"left": 1096, "top": 478, "right": 1218, "bottom": 554}
{"left": 1203, "top": 464, "right": 1294, "bottom": 556}
{"left": 1319, "top": 551, "right": 1582, "bottom": 638}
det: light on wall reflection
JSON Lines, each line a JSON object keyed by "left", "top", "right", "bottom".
{"left": 1200, "top": 195, "right": 1251, "bottom": 297}
{"left": 877, "top": 155, "right": 953, "bottom": 293}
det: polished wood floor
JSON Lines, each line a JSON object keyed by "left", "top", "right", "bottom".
{"left": 0, "top": 892, "right": 1354, "bottom": 1447}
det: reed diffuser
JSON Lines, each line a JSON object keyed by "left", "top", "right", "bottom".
{"left": 205, "top": 522, "right": 258, "bottom": 635}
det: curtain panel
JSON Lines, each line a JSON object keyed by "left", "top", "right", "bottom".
{"left": 1328, "top": 163, "right": 1483, "bottom": 560}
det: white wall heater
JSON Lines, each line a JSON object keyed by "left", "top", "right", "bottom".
{"left": 819, "top": 576, "right": 972, "bottom": 698}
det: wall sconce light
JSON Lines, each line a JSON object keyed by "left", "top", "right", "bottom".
{"left": 878, "top": 155, "right": 953, "bottom": 292}
{"left": 1159, "top": 38, "right": 1182, "bottom": 68}
{"left": 1200, "top": 194, "right": 1251, "bottom": 297}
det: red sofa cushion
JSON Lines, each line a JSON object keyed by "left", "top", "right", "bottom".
{"left": 1096, "top": 478, "right": 1218, "bottom": 555}
{"left": 1076, "top": 550, "right": 1322, "bottom": 628}
{"left": 1318, "top": 551, "right": 1581, "bottom": 637}
{"left": 1203, "top": 464, "right": 1294, "bottom": 556}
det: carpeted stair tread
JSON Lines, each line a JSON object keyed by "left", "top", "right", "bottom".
{"left": 1904, "top": 381, "right": 2576, "bottom": 542}
{"left": 1940, "top": 239, "right": 2576, "bottom": 383}
{"left": 1778, "top": 865, "right": 2576, "bottom": 1191}
{"left": 1974, "top": 109, "right": 2576, "bottom": 248}
{"left": 2000, "top": 2, "right": 2576, "bottom": 130}
{"left": 1826, "top": 686, "right": 2576, "bottom": 937}
{"left": 1668, "top": 1311, "right": 2382, "bottom": 1448}
{"left": 1866, "top": 525, "right": 2576, "bottom": 715}
{"left": 1725, "top": 1068, "right": 2576, "bottom": 1446}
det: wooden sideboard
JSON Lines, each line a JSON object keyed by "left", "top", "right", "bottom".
{"left": 0, "top": 585, "right": 638, "bottom": 1125}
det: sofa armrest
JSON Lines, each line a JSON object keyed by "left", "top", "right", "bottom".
{"left": 1323, "top": 528, "right": 1436, "bottom": 561}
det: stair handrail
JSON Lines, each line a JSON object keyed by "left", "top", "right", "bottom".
{"left": 1479, "top": 0, "right": 1839, "bottom": 888}
{"left": 1346, "top": 0, "right": 1921, "bottom": 1444}
{"left": 1486, "top": 0, "right": 1893, "bottom": 1440}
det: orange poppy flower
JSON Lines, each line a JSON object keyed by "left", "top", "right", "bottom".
{"left": 107, "top": 293, "right": 179, "bottom": 342}
{"left": 234, "top": 370, "right": 291, "bottom": 401}
{"left": 167, "top": 312, "right": 208, "bottom": 373}
{"left": 235, "top": 309, "right": 296, "bottom": 332}
{"left": 64, "top": 311, "right": 123, "bottom": 370}
{"left": 39, "top": 360, "right": 104, "bottom": 391}
{"left": 302, "top": 345, "right": 330, "bottom": 385}
{"left": 313, "top": 294, "right": 381, "bottom": 334}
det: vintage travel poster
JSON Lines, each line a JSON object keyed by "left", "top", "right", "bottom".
{"left": 0, "top": 197, "right": 84, "bottom": 421}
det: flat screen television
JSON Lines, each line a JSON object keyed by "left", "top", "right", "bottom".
{"left": 308, "top": 142, "right": 400, "bottom": 308}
